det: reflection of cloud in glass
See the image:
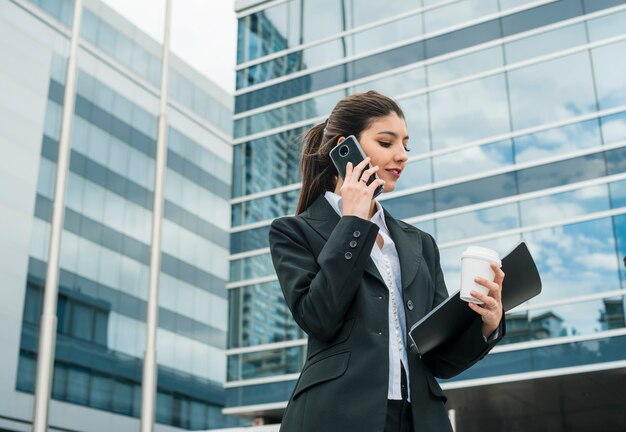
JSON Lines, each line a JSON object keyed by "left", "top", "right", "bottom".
{"left": 507, "top": 52, "right": 597, "bottom": 131}
{"left": 429, "top": 74, "right": 511, "bottom": 149}
{"left": 436, "top": 203, "right": 519, "bottom": 243}
{"left": 514, "top": 119, "right": 601, "bottom": 164}
{"left": 524, "top": 217, "right": 621, "bottom": 302}
{"left": 601, "top": 111, "right": 626, "bottom": 143}
{"left": 592, "top": 40, "right": 626, "bottom": 110}
{"left": 424, "top": 0, "right": 498, "bottom": 33}
{"left": 520, "top": 184, "right": 610, "bottom": 226}
{"left": 433, "top": 140, "right": 513, "bottom": 182}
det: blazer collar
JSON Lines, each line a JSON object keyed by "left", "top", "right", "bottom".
{"left": 302, "top": 194, "right": 423, "bottom": 291}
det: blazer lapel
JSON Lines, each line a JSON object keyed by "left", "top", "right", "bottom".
{"left": 384, "top": 209, "right": 423, "bottom": 292}
{"left": 301, "top": 195, "right": 386, "bottom": 287}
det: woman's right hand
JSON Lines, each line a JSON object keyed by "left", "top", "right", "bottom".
{"left": 341, "top": 157, "right": 385, "bottom": 220}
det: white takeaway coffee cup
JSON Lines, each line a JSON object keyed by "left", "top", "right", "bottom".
{"left": 460, "top": 246, "right": 501, "bottom": 304}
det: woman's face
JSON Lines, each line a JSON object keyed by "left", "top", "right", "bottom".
{"left": 339, "top": 113, "right": 410, "bottom": 193}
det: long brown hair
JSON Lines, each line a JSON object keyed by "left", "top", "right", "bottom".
{"left": 296, "top": 90, "right": 405, "bottom": 214}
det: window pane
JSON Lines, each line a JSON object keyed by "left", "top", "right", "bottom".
{"left": 520, "top": 184, "right": 611, "bottom": 226}
{"left": 433, "top": 140, "right": 513, "bottom": 182}
{"left": 514, "top": 119, "right": 602, "bottom": 164}
{"left": 228, "top": 346, "right": 305, "bottom": 381}
{"left": 89, "top": 374, "right": 111, "bottom": 409}
{"left": 429, "top": 74, "right": 510, "bottom": 150}
{"left": 591, "top": 40, "right": 626, "bottom": 110}
{"left": 504, "top": 22, "right": 587, "bottom": 64}
{"left": 507, "top": 52, "right": 596, "bottom": 130}
{"left": 228, "top": 281, "right": 304, "bottom": 348}
{"left": 424, "top": 0, "right": 499, "bottom": 34}
{"left": 66, "top": 367, "right": 90, "bottom": 404}
{"left": 231, "top": 225, "right": 271, "bottom": 254}
{"left": 428, "top": 46, "right": 503, "bottom": 86}
{"left": 111, "top": 380, "right": 134, "bottom": 414}
{"left": 525, "top": 217, "right": 621, "bottom": 303}
{"left": 393, "top": 158, "right": 432, "bottom": 192}
{"left": 230, "top": 253, "right": 275, "bottom": 282}
{"left": 436, "top": 203, "right": 520, "bottom": 243}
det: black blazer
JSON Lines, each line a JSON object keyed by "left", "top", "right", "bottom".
{"left": 269, "top": 194, "right": 504, "bottom": 432}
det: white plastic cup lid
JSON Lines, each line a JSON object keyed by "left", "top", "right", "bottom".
{"left": 461, "top": 246, "right": 501, "bottom": 265}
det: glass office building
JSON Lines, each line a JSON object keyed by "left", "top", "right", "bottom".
{"left": 0, "top": 0, "right": 238, "bottom": 430}
{"left": 227, "top": 0, "right": 626, "bottom": 429}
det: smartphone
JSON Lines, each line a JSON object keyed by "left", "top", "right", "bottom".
{"left": 329, "top": 135, "right": 384, "bottom": 198}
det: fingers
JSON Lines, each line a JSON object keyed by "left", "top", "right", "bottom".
{"left": 367, "top": 178, "right": 385, "bottom": 194}
{"left": 493, "top": 262, "right": 505, "bottom": 287}
{"left": 345, "top": 161, "right": 353, "bottom": 182}
{"left": 470, "top": 290, "right": 498, "bottom": 309}
{"left": 350, "top": 157, "right": 371, "bottom": 183}
{"left": 467, "top": 301, "right": 489, "bottom": 317}
{"left": 359, "top": 165, "right": 380, "bottom": 185}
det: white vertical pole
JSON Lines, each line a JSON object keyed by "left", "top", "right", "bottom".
{"left": 32, "top": 1, "right": 83, "bottom": 431}
{"left": 449, "top": 409, "right": 457, "bottom": 432}
{"left": 140, "top": 0, "right": 171, "bottom": 431}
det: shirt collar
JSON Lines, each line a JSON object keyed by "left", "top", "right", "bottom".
{"left": 323, "top": 191, "right": 389, "bottom": 234}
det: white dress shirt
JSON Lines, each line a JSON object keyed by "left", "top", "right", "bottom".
{"left": 324, "top": 191, "right": 410, "bottom": 401}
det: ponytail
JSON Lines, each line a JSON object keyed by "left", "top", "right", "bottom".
{"left": 295, "top": 122, "right": 336, "bottom": 215}
{"left": 295, "top": 91, "right": 405, "bottom": 215}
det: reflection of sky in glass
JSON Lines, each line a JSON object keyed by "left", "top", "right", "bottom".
{"left": 436, "top": 202, "right": 519, "bottom": 243}
{"left": 514, "top": 119, "right": 601, "bottom": 164}
{"left": 507, "top": 52, "right": 597, "bottom": 130}
{"left": 427, "top": 46, "right": 503, "bottom": 86}
{"left": 609, "top": 180, "right": 626, "bottom": 209}
{"left": 601, "top": 111, "right": 626, "bottom": 144}
{"left": 433, "top": 139, "right": 514, "bottom": 182}
{"left": 423, "top": 0, "right": 499, "bottom": 34}
{"left": 591, "top": 40, "right": 626, "bottom": 110}
{"left": 429, "top": 74, "right": 510, "bottom": 149}
{"left": 352, "top": 14, "right": 423, "bottom": 57}
{"left": 394, "top": 158, "right": 431, "bottom": 192}
{"left": 519, "top": 184, "right": 611, "bottom": 226}
{"left": 356, "top": 67, "right": 427, "bottom": 99}
{"left": 586, "top": 9, "right": 626, "bottom": 42}
{"left": 504, "top": 22, "right": 586, "bottom": 64}
{"left": 613, "top": 215, "right": 626, "bottom": 289}
{"left": 402, "top": 94, "right": 431, "bottom": 154}
{"left": 523, "top": 217, "right": 621, "bottom": 303}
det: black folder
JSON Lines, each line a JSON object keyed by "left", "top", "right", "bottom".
{"left": 408, "top": 241, "right": 542, "bottom": 355}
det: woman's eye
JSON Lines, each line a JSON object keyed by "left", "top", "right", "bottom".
{"left": 379, "top": 141, "right": 391, "bottom": 147}
{"left": 404, "top": 146, "right": 411, "bottom": 152}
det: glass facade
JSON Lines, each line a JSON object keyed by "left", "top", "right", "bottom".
{"left": 227, "top": 0, "right": 626, "bottom": 421}
{"left": 0, "top": 0, "right": 239, "bottom": 431}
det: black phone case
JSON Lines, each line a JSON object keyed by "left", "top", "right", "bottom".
{"left": 329, "top": 135, "right": 384, "bottom": 198}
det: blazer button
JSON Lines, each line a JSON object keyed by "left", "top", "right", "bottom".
{"left": 349, "top": 240, "right": 357, "bottom": 248}
{"left": 344, "top": 252, "right": 353, "bottom": 260}
{"left": 353, "top": 230, "right": 361, "bottom": 238}
{"left": 406, "top": 300, "right": 414, "bottom": 311}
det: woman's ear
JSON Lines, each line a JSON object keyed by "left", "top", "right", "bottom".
{"left": 337, "top": 136, "right": 346, "bottom": 145}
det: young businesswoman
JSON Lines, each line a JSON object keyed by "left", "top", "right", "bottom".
{"left": 269, "top": 91, "right": 506, "bottom": 432}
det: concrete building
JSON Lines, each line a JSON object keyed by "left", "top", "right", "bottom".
{"left": 0, "top": 0, "right": 237, "bottom": 430}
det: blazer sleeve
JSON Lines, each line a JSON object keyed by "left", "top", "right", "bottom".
{"left": 421, "top": 234, "right": 506, "bottom": 379}
{"left": 269, "top": 215, "right": 379, "bottom": 342}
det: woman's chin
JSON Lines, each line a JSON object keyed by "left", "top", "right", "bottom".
{"left": 381, "top": 182, "right": 396, "bottom": 193}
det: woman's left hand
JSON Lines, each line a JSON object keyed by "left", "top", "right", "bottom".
{"left": 468, "top": 262, "right": 505, "bottom": 339}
